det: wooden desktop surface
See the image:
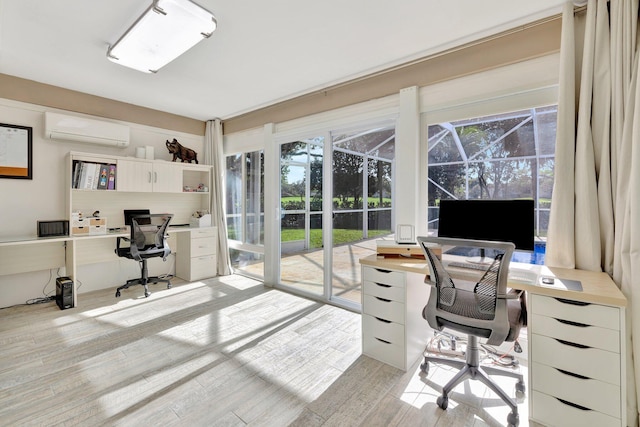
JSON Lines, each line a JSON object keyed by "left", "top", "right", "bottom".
{"left": 0, "top": 224, "right": 197, "bottom": 247}
{"left": 0, "top": 225, "right": 207, "bottom": 279}
{"left": 359, "top": 254, "right": 627, "bottom": 308}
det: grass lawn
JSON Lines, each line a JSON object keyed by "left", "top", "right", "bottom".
{"left": 281, "top": 196, "right": 391, "bottom": 206}
{"left": 281, "top": 228, "right": 391, "bottom": 247}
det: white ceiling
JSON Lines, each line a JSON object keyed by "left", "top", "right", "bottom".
{"left": 0, "top": 0, "right": 565, "bottom": 122}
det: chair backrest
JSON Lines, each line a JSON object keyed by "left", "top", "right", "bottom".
{"left": 129, "top": 214, "right": 173, "bottom": 260}
{"left": 417, "top": 236, "right": 515, "bottom": 346}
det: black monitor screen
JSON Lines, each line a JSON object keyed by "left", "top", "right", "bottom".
{"left": 124, "top": 209, "right": 151, "bottom": 226}
{"left": 437, "top": 199, "right": 534, "bottom": 251}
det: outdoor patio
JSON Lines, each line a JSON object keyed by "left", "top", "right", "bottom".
{"left": 233, "top": 237, "right": 385, "bottom": 305}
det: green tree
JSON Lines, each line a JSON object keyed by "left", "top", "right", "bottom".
{"left": 333, "top": 151, "right": 362, "bottom": 209}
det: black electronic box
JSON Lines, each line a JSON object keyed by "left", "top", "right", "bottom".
{"left": 56, "top": 276, "right": 74, "bottom": 310}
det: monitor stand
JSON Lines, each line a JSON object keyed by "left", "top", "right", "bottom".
{"left": 465, "top": 249, "right": 493, "bottom": 265}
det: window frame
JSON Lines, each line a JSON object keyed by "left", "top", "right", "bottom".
{"left": 424, "top": 105, "right": 557, "bottom": 240}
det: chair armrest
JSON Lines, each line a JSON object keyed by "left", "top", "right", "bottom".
{"left": 499, "top": 289, "right": 524, "bottom": 299}
{"left": 116, "top": 236, "right": 130, "bottom": 251}
{"left": 424, "top": 274, "right": 437, "bottom": 286}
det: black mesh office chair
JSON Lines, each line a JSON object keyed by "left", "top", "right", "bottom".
{"left": 417, "top": 236, "right": 526, "bottom": 427}
{"left": 115, "top": 214, "right": 173, "bottom": 298}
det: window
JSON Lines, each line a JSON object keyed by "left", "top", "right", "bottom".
{"left": 427, "top": 106, "right": 556, "bottom": 241}
{"left": 280, "top": 138, "right": 324, "bottom": 252}
{"left": 225, "top": 150, "right": 264, "bottom": 277}
{"left": 332, "top": 125, "right": 395, "bottom": 242}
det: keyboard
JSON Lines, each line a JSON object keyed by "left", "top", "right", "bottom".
{"left": 446, "top": 261, "right": 538, "bottom": 285}
{"left": 508, "top": 268, "right": 538, "bottom": 285}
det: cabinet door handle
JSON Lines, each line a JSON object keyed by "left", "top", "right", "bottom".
{"left": 375, "top": 296, "right": 391, "bottom": 303}
{"left": 554, "top": 297, "right": 590, "bottom": 306}
{"left": 154, "top": 172, "right": 158, "bottom": 183}
{"left": 375, "top": 282, "right": 392, "bottom": 288}
{"left": 555, "top": 338, "right": 590, "bottom": 349}
{"left": 148, "top": 171, "right": 152, "bottom": 183}
{"left": 374, "top": 337, "right": 391, "bottom": 344}
{"left": 555, "top": 368, "right": 589, "bottom": 380}
{"left": 555, "top": 318, "right": 589, "bottom": 328}
{"left": 375, "top": 317, "right": 391, "bottom": 323}
{"left": 555, "top": 397, "right": 592, "bottom": 411}
{"left": 375, "top": 268, "right": 392, "bottom": 273}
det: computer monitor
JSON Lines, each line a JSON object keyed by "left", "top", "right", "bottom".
{"left": 437, "top": 199, "right": 534, "bottom": 260}
{"left": 123, "top": 209, "right": 151, "bottom": 226}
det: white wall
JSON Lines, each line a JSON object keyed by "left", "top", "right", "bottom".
{"left": 0, "top": 98, "right": 205, "bottom": 308}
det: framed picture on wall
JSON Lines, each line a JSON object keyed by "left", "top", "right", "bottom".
{"left": 0, "top": 123, "right": 32, "bottom": 180}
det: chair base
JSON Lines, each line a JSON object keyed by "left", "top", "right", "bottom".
{"left": 420, "top": 335, "right": 525, "bottom": 427}
{"left": 115, "top": 260, "right": 171, "bottom": 298}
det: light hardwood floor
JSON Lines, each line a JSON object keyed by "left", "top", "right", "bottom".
{"left": 0, "top": 275, "right": 529, "bottom": 426}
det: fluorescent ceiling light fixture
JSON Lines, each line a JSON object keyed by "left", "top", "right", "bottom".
{"left": 107, "top": 0, "right": 216, "bottom": 73}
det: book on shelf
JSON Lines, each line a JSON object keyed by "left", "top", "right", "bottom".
{"left": 92, "top": 163, "right": 102, "bottom": 190}
{"left": 83, "top": 162, "right": 97, "bottom": 189}
{"left": 77, "top": 162, "right": 88, "bottom": 189}
{"left": 107, "top": 164, "right": 116, "bottom": 190}
{"left": 97, "top": 164, "right": 109, "bottom": 190}
{"left": 72, "top": 160, "right": 81, "bottom": 188}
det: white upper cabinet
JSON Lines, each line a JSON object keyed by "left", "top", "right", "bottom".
{"left": 117, "top": 159, "right": 154, "bottom": 192}
{"left": 151, "top": 162, "right": 183, "bottom": 193}
{"left": 116, "top": 159, "right": 204, "bottom": 193}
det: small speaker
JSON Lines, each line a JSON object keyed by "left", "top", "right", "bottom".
{"left": 56, "top": 276, "right": 74, "bottom": 310}
{"left": 38, "top": 220, "right": 69, "bottom": 238}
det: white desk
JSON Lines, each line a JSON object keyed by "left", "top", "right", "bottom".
{"left": 359, "top": 254, "right": 627, "bottom": 427}
{"left": 0, "top": 225, "right": 216, "bottom": 307}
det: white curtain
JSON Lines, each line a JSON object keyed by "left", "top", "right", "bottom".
{"left": 546, "top": 0, "right": 640, "bottom": 423}
{"left": 204, "top": 119, "right": 232, "bottom": 276}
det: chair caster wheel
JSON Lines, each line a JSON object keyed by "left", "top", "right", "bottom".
{"left": 436, "top": 395, "right": 448, "bottom": 410}
{"left": 144, "top": 291, "right": 151, "bottom": 297}
{"left": 515, "top": 380, "right": 526, "bottom": 399}
{"left": 507, "top": 412, "right": 519, "bottom": 427}
{"left": 115, "top": 291, "right": 121, "bottom": 298}
{"left": 420, "top": 362, "right": 429, "bottom": 375}
{"left": 167, "top": 283, "right": 172, "bottom": 289}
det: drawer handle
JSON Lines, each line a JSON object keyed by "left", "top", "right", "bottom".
{"left": 375, "top": 337, "right": 391, "bottom": 344}
{"left": 375, "top": 282, "right": 392, "bottom": 288}
{"left": 555, "top": 318, "right": 589, "bottom": 328}
{"left": 555, "top": 368, "right": 590, "bottom": 380}
{"left": 554, "top": 297, "right": 590, "bottom": 306}
{"left": 374, "top": 268, "right": 392, "bottom": 273}
{"left": 375, "top": 296, "right": 391, "bottom": 303}
{"left": 555, "top": 397, "right": 592, "bottom": 411}
{"left": 375, "top": 317, "right": 391, "bottom": 323}
{"left": 555, "top": 338, "right": 590, "bottom": 349}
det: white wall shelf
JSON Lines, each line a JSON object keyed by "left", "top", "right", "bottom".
{"left": 67, "top": 151, "right": 212, "bottom": 227}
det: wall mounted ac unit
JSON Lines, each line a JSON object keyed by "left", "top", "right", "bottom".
{"left": 44, "top": 112, "right": 130, "bottom": 147}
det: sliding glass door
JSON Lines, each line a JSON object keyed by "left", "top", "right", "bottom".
{"left": 276, "top": 123, "right": 395, "bottom": 309}
{"left": 279, "top": 138, "right": 324, "bottom": 296}
{"left": 330, "top": 126, "right": 394, "bottom": 306}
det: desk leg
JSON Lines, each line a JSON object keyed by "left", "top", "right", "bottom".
{"left": 65, "top": 240, "right": 77, "bottom": 307}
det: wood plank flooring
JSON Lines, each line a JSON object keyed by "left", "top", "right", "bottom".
{"left": 0, "top": 275, "right": 530, "bottom": 426}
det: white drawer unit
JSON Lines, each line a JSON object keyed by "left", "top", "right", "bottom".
{"left": 528, "top": 293, "right": 625, "bottom": 426}
{"left": 359, "top": 254, "right": 628, "bottom": 426}
{"left": 176, "top": 227, "right": 218, "bottom": 281}
{"left": 361, "top": 265, "right": 431, "bottom": 371}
